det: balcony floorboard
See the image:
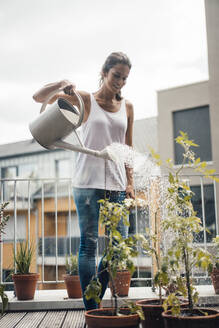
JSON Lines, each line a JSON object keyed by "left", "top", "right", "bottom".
{"left": 0, "top": 310, "right": 85, "bottom": 328}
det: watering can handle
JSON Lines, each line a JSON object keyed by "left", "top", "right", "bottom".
{"left": 40, "top": 87, "right": 85, "bottom": 129}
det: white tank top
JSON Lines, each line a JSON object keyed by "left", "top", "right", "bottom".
{"left": 73, "top": 93, "right": 127, "bottom": 191}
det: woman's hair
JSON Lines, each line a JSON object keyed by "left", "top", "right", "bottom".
{"left": 99, "top": 52, "right": 132, "bottom": 100}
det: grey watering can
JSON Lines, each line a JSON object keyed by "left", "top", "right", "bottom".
{"left": 29, "top": 88, "right": 111, "bottom": 160}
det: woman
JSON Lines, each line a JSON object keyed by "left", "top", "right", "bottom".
{"left": 33, "top": 52, "right": 135, "bottom": 310}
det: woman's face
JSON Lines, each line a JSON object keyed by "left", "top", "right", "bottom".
{"left": 103, "top": 63, "right": 130, "bottom": 94}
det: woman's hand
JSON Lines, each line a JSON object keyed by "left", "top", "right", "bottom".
{"left": 126, "top": 184, "right": 135, "bottom": 199}
{"left": 60, "top": 80, "right": 76, "bottom": 95}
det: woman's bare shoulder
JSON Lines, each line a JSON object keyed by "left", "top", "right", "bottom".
{"left": 77, "top": 90, "right": 90, "bottom": 102}
{"left": 125, "top": 99, "right": 134, "bottom": 116}
{"left": 125, "top": 98, "right": 133, "bottom": 107}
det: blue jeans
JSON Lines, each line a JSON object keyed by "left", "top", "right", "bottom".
{"left": 72, "top": 188, "right": 128, "bottom": 310}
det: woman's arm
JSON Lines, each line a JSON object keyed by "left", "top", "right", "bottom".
{"left": 33, "top": 80, "right": 74, "bottom": 103}
{"left": 33, "top": 80, "right": 90, "bottom": 122}
{"left": 125, "top": 100, "right": 135, "bottom": 199}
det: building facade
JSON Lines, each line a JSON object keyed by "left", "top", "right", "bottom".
{"left": 157, "top": 0, "right": 219, "bottom": 241}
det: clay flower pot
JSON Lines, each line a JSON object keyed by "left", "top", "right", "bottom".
{"left": 109, "top": 270, "right": 131, "bottom": 297}
{"left": 211, "top": 267, "right": 219, "bottom": 294}
{"left": 162, "top": 308, "right": 219, "bottom": 328}
{"left": 136, "top": 298, "right": 165, "bottom": 328}
{"left": 12, "top": 273, "right": 39, "bottom": 300}
{"left": 85, "top": 308, "right": 140, "bottom": 328}
{"left": 63, "top": 274, "right": 82, "bottom": 298}
{"left": 136, "top": 298, "right": 188, "bottom": 328}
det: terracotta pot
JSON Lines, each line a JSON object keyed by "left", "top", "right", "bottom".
{"left": 211, "top": 267, "right": 219, "bottom": 294}
{"left": 12, "top": 273, "right": 39, "bottom": 300}
{"left": 136, "top": 298, "right": 188, "bottom": 328}
{"left": 109, "top": 270, "right": 131, "bottom": 297}
{"left": 63, "top": 274, "right": 82, "bottom": 298}
{"left": 162, "top": 308, "right": 219, "bottom": 328}
{"left": 85, "top": 307, "right": 140, "bottom": 328}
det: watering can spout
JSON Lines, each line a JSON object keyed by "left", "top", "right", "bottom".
{"left": 53, "top": 140, "right": 112, "bottom": 160}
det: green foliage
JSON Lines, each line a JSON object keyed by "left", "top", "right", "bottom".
{"left": 150, "top": 131, "right": 219, "bottom": 315}
{"left": 0, "top": 285, "right": 8, "bottom": 315}
{"left": 84, "top": 277, "right": 102, "bottom": 304}
{"left": 163, "top": 293, "right": 182, "bottom": 316}
{"left": 0, "top": 202, "right": 10, "bottom": 238}
{"left": 0, "top": 202, "right": 9, "bottom": 315}
{"left": 123, "top": 300, "right": 144, "bottom": 320}
{"left": 85, "top": 199, "right": 141, "bottom": 317}
{"left": 136, "top": 229, "right": 171, "bottom": 303}
{"left": 65, "top": 253, "right": 79, "bottom": 275}
{"left": 13, "top": 241, "right": 34, "bottom": 274}
{"left": 98, "top": 199, "right": 138, "bottom": 278}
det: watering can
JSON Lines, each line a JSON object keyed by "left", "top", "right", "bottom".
{"left": 29, "top": 88, "right": 111, "bottom": 160}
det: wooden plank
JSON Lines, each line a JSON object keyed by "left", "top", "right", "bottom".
{"left": 62, "top": 310, "right": 85, "bottom": 328}
{"left": 15, "top": 311, "right": 47, "bottom": 328}
{"left": 38, "top": 311, "right": 66, "bottom": 328}
{"left": 0, "top": 312, "right": 26, "bottom": 328}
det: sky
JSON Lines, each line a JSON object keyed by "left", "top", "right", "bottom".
{"left": 0, "top": 0, "right": 209, "bottom": 145}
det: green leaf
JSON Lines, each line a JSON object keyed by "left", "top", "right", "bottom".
{"left": 0, "top": 284, "right": 8, "bottom": 315}
{"left": 84, "top": 277, "right": 102, "bottom": 304}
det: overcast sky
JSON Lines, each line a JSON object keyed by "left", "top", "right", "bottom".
{"left": 0, "top": 0, "right": 208, "bottom": 145}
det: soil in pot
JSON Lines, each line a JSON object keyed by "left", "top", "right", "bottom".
{"left": 136, "top": 298, "right": 188, "bottom": 328}
{"left": 85, "top": 308, "right": 140, "bottom": 328}
{"left": 12, "top": 273, "right": 39, "bottom": 300}
{"left": 211, "top": 268, "right": 219, "bottom": 294}
{"left": 63, "top": 274, "right": 82, "bottom": 298}
{"left": 162, "top": 308, "right": 219, "bottom": 328}
{"left": 109, "top": 270, "right": 131, "bottom": 297}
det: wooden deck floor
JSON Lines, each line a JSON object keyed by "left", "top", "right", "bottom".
{"left": 1, "top": 307, "right": 219, "bottom": 328}
{"left": 0, "top": 310, "right": 85, "bottom": 328}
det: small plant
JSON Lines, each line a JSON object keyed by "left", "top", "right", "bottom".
{"left": 150, "top": 131, "right": 219, "bottom": 316}
{"left": 13, "top": 241, "right": 34, "bottom": 274}
{"left": 0, "top": 285, "right": 8, "bottom": 316}
{"left": 65, "top": 253, "right": 79, "bottom": 275}
{"left": 137, "top": 223, "right": 170, "bottom": 304}
{"left": 0, "top": 202, "right": 9, "bottom": 315}
{"left": 0, "top": 202, "right": 9, "bottom": 240}
{"left": 63, "top": 252, "right": 82, "bottom": 298}
{"left": 84, "top": 199, "right": 144, "bottom": 319}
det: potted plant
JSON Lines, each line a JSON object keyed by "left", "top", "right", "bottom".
{"left": 125, "top": 192, "right": 175, "bottom": 328}
{"left": 0, "top": 202, "right": 10, "bottom": 314}
{"left": 114, "top": 197, "right": 150, "bottom": 298}
{"left": 154, "top": 132, "right": 219, "bottom": 327}
{"left": 136, "top": 209, "right": 188, "bottom": 328}
{"left": 63, "top": 253, "right": 82, "bottom": 298}
{"left": 12, "top": 241, "right": 39, "bottom": 300}
{"left": 108, "top": 264, "right": 132, "bottom": 298}
{"left": 84, "top": 199, "right": 144, "bottom": 328}
{"left": 209, "top": 235, "right": 219, "bottom": 294}
{"left": 136, "top": 221, "right": 171, "bottom": 328}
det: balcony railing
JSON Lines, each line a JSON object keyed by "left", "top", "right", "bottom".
{"left": 0, "top": 175, "right": 218, "bottom": 289}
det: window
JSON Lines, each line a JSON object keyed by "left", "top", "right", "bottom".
{"left": 3, "top": 214, "right": 26, "bottom": 241}
{"left": 1, "top": 164, "right": 36, "bottom": 200}
{"left": 67, "top": 212, "right": 80, "bottom": 237}
{"left": 173, "top": 106, "right": 212, "bottom": 164}
{"left": 19, "top": 163, "right": 36, "bottom": 178}
{"left": 1, "top": 166, "right": 18, "bottom": 178}
{"left": 3, "top": 270, "right": 13, "bottom": 291}
{"left": 55, "top": 159, "right": 72, "bottom": 178}
{"left": 191, "top": 184, "right": 216, "bottom": 243}
{"left": 1, "top": 163, "right": 36, "bottom": 179}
